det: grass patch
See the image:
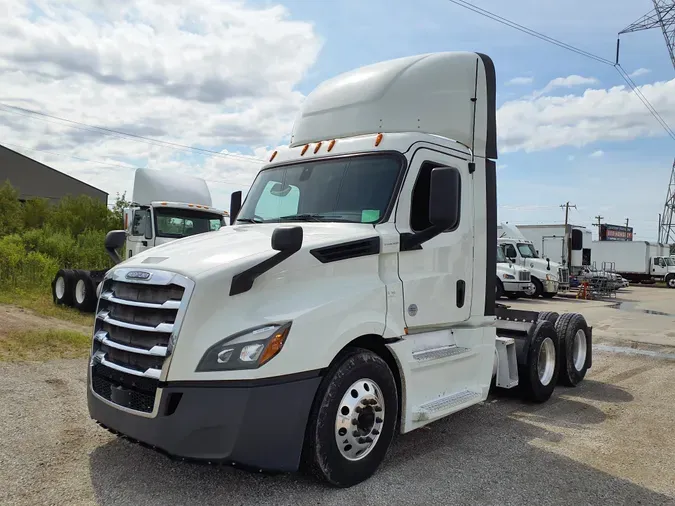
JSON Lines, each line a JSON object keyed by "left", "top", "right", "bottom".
{"left": 0, "top": 287, "right": 93, "bottom": 327}
{"left": 0, "top": 328, "right": 91, "bottom": 361}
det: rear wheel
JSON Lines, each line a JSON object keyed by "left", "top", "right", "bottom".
{"left": 538, "top": 311, "right": 559, "bottom": 325}
{"left": 305, "top": 348, "right": 398, "bottom": 488}
{"left": 72, "top": 271, "right": 98, "bottom": 312}
{"left": 52, "top": 269, "right": 75, "bottom": 306}
{"left": 519, "top": 320, "right": 559, "bottom": 403}
{"left": 555, "top": 312, "right": 591, "bottom": 386}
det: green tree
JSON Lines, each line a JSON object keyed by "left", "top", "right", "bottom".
{"left": 0, "top": 180, "right": 24, "bottom": 236}
{"left": 22, "top": 197, "right": 51, "bottom": 229}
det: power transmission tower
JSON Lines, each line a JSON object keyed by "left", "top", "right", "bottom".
{"left": 619, "top": 0, "right": 675, "bottom": 71}
{"left": 659, "top": 158, "right": 675, "bottom": 244}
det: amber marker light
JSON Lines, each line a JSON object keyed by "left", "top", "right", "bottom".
{"left": 258, "top": 326, "right": 292, "bottom": 366}
{"left": 301, "top": 144, "right": 309, "bottom": 155}
{"left": 328, "top": 139, "right": 336, "bottom": 152}
{"left": 270, "top": 150, "right": 277, "bottom": 162}
{"left": 375, "top": 133, "right": 383, "bottom": 146}
{"left": 314, "top": 142, "right": 322, "bottom": 154}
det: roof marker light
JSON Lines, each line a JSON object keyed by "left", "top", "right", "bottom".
{"left": 314, "top": 142, "right": 322, "bottom": 154}
{"left": 328, "top": 139, "right": 336, "bottom": 152}
{"left": 375, "top": 133, "right": 383, "bottom": 146}
{"left": 301, "top": 144, "right": 309, "bottom": 155}
{"left": 270, "top": 150, "right": 277, "bottom": 162}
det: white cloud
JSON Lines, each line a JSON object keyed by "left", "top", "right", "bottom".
{"left": 497, "top": 77, "right": 675, "bottom": 153}
{"left": 629, "top": 68, "right": 651, "bottom": 78}
{"left": 590, "top": 150, "right": 604, "bottom": 157}
{"left": 530, "top": 75, "right": 599, "bottom": 98}
{"left": 0, "top": 0, "right": 322, "bottom": 208}
{"left": 506, "top": 76, "right": 534, "bottom": 86}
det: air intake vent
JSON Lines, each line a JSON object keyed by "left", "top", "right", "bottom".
{"left": 311, "top": 237, "right": 380, "bottom": 263}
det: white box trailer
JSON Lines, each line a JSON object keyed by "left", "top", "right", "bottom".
{"left": 509, "top": 224, "right": 592, "bottom": 276}
{"left": 591, "top": 240, "right": 675, "bottom": 286}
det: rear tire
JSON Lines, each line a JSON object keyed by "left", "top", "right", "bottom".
{"left": 52, "top": 269, "right": 75, "bottom": 306}
{"left": 554, "top": 312, "right": 591, "bottom": 387}
{"left": 538, "top": 311, "right": 559, "bottom": 325}
{"left": 519, "top": 320, "right": 559, "bottom": 403}
{"left": 72, "top": 271, "right": 98, "bottom": 313}
{"left": 305, "top": 348, "right": 398, "bottom": 488}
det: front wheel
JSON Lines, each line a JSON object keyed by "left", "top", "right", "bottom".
{"left": 666, "top": 275, "right": 675, "bottom": 289}
{"left": 529, "top": 278, "right": 544, "bottom": 298}
{"left": 305, "top": 348, "right": 398, "bottom": 488}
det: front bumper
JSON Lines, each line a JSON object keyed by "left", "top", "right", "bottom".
{"left": 503, "top": 281, "right": 533, "bottom": 292}
{"left": 87, "top": 370, "right": 322, "bottom": 472}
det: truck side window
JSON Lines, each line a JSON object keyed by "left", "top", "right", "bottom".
{"left": 503, "top": 244, "right": 517, "bottom": 259}
{"left": 410, "top": 162, "right": 460, "bottom": 232}
{"left": 131, "top": 210, "right": 147, "bottom": 236}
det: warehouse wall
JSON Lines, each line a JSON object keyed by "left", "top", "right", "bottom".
{"left": 0, "top": 144, "right": 108, "bottom": 204}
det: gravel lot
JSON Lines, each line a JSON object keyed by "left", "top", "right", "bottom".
{"left": 1, "top": 286, "right": 675, "bottom": 505}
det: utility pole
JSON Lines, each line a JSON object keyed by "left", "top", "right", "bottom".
{"left": 592, "top": 215, "right": 604, "bottom": 241}
{"left": 625, "top": 218, "right": 630, "bottom": 241}
{"left": 560, "top": 202, "right": 577, "bottom": 267}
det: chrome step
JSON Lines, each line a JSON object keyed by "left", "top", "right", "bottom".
{"left": 412, "top": 345, "right": 470, "bottom": 362}
{"left": 412, "top": 390, "right": 482, "bottom": 422}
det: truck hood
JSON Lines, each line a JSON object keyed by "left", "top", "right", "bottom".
{"left": 115, "top": 223, "right": 379, "bottom": 278}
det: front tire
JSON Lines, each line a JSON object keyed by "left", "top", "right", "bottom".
{"left": 529, "top": 277, "right": 544, "bottom": 298}
{"left": 305, "top": 348, "right": 398, "bottom": 488}
{"left": 666, "top": 275, "right": 675, "bottom": 289}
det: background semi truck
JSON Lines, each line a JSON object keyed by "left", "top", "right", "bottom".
{"left": 496, "top": 245, "right": 533, "bottom": 299}
{"left": 86, "top": 51, "right": 593, "bottom": 488}
{"left": 51, "top": 168, "right": 228, "bottom": 312}
{"left": 497, "top": 223, "right": 568, "bottom": 296}
{"left": 591, "top": 240, "right": 675, "bottom": 287}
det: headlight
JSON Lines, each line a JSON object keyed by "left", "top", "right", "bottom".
{"left": 502, "top": 273, "right": 515, "bottom": 280}
{"left": 196, "top": 322, "right": 292, "bottom": 372}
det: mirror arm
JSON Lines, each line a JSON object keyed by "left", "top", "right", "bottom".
{"left": 400, "top": 225, "right": 445, "bottom": 251}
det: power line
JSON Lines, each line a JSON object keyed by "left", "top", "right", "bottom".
{"left": 0, "top": 102, "right": 267, "bottom": 164}
{"left": 445, "top": 0, "right": 675, "bottom": 142}
{"left": 4, "top": 140, "right": 252, "bottom": 188}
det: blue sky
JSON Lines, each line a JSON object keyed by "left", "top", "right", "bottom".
{"left": 1, "top": 0, "right": 673, "bottom": 241}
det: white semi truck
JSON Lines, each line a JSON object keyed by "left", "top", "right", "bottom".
{"left": 51, "top": 168, "right": 228, "bottom": 312}
{"left": 509, "top": 223, "right": 592, "bottom": 277}
{"left": 86, "top": 52, "right": 593, "bottom": 487}
{"left": 496, "top": 245, "right": 533, "bottom": 299}
{"left": 592, "top": 240, "right": 675, "bottom": 287}
{"left": 498, "top": 223, "right": 568, "bottom": 297}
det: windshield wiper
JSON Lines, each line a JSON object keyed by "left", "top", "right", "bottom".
{"left": 236, "top": 217, "right": 264, "bottom": 224}
{"left": 278, "top": 213, "right": 325, "bottom": 222}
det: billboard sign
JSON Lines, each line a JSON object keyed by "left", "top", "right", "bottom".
{"left": 599, "top": 223, "right": 633, "bottom": 241}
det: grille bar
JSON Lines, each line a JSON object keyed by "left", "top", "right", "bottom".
{"left": 100, "top": 291, "right": 181, "bottom": 310}
{"left": 94, "top": 331, "right": 167, "bottom": 357}
{"left": 94, "top": 352, "right": 161, "bottom": 379}
{"left": 96, "top": 310, "right": 175, "bottom": 334}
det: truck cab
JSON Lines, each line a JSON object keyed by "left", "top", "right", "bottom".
{"left": 86, "top": 52, "right": 592, "bottom": 488}
{"left": 498, "top": 224, "right": 564, "bottom": 298}
{"left": 652, "top": 255, "right": 675, "bottom": 287}
{"left": 496, "top": 245, "right": 533, "bottom": 299}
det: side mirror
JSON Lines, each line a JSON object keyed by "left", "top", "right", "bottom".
{"left": 230, "top": 191, "right": 242, "bottom": 226}
{"left": 105, "top": 230, "right": 126, "bottom": 265}
{"left": 271, "top": 225, "right": 303, "bottom": 252}
{"left": 429, "top": 167, "right": 461, "bottom": 230}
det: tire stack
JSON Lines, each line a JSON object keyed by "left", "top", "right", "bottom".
{"left": 52, "top": 268, "right": 106, "bottom": 313}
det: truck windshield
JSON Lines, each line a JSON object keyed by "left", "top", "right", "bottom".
{"left": 667, "top": 257, "right": 675, "bottom": 267}
{"left": 154, "top": 208, "right": 224, "bottom": 238}
{"left": 236, "top": 154, "right": 403, "bottom": 224}
{"left": 517, "top": 243, "right": 538, "bottom": 258}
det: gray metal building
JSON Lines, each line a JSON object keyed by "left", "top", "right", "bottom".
{"left": 0, "top": 144, "right": 108, "bottom": 204}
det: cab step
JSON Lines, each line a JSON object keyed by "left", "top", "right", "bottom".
{"left": 412, "top": 390, "right": 482, "bottom": 422}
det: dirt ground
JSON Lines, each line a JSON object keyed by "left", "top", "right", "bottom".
{"left": 1, "top": 286, "right": 674, "bottom": 505}
{"left": 0, "top": 304, "right": 91, "bottom": 338}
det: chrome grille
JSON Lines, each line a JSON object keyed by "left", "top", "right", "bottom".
{"left": 518, "top": 270, "right": 531, "bottom": 282}
{"left": 558, "top": 267, "right": 570, "bottom": 284}
{"left": 89, "top": 268, "right": 194, "bottom": 416}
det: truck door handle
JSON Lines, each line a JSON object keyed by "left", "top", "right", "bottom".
{"left": 456, "top": 280, "right": 466, "bottom": 308}
{"left": 142, "top": 241, "right": 148, "bottom": 246}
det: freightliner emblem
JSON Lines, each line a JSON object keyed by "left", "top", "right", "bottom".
{"left": 126, "top": 270, "right": 152, "bottom": 281}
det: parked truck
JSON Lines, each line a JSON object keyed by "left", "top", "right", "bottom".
{"left": 498, "top": 223, "right": 569, "bottom": 296}
{"left": 509, "top": 223, "right": 592, "bottom": 276}
{"left": 496, "top": 245, "right": 533, "bottom": 299}
{"left": 591, "top": 240, "right": 675, "bottom": 287}
{"left": 51, "top": 168, "right": 228, "bottom": 312}
{"left": 86, "top": 51, "right": 593, "bottom": 488}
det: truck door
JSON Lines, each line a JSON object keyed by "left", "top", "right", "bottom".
{"left": 395, "top": 148, "right": 473, "bottom": 328}
{"left": 127, "top": 207, "right": 153, "bottom": 258}
{"left": 652, "top": 257, "right": 667, "bottom": 278}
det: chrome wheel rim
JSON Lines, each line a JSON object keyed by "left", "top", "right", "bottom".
{"left": 573, "top": 329, "right": 587, "bottom": 371}
{"left": 75, "top": 280, "right": 86, "bottom": 304}
{"left": 538, "top": 337, "right": 556, "bottom": 386}
{"left": 55, "top": 277, "right": 65, "bottom": 299}
{"left": 335, "top": 378, "right": 385, "bottom": 461}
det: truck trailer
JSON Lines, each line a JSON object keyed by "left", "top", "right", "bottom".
{"left": 85, "top": 51, "right": 593, "bottom": 487}
{"left": 591, "top": 240, "right": 675, "bottom": 287}
{"left": 51, "top": 168, "right": 228, "bottom": 312}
